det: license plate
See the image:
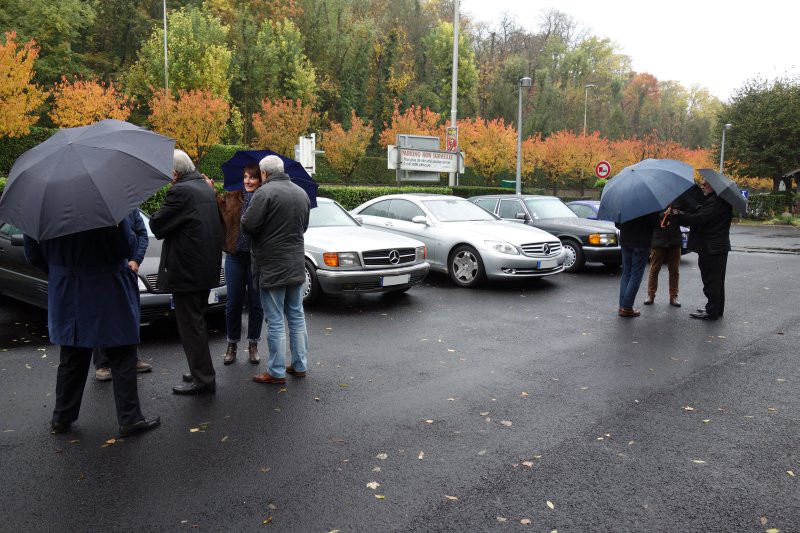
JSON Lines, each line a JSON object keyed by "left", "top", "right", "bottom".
{"left": 537, "top": 259, "right": 557, "bottom": 269}
{"left": 381, "top": 274, "right": 410, "bottom": 287}
{"left": 208, "top": 290, "right": 219, "bottom": 304}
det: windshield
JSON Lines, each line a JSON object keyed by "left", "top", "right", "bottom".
{"left": 308, "top": 201, "right": 359, "bottom": 227}
{"left": 524, "top": 198, "right": 578, "bottom": 219}
{"left": 422, "top": 199, "right": 497, "bottom": 222}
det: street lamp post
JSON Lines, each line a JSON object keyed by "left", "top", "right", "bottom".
{"left": 448, "top": 0, "right": 459, "bottom": 187}
{"left": 515, "top": 76, "right": 532, "bottom": 195}
{"left": 719, "top": 123, "right": 733, "bottom": 173}
{"left": 583, "top": 84, "right": 596, "bottom": 136}
{"left": 163, "top": 0, "right": 169, "bottom": 91}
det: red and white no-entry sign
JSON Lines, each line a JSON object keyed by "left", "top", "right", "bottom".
{"left": 595, "top": 160, "right": 611, "bottom": 179}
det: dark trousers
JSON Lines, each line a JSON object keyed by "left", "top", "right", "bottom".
{"left": 225, "top": 252, "right": 263, "bottom": 343}
{"left": 647, "top": 246, "right": 681, "bottom": 298}
{"left": 697, "top": 251, "right": 728, "bottom": 318}
{"left": 53, "top": 344, "right": 143, "bottom": 426}
{"left": 174, "top": 291, "right": 215, "bottom": 386}
{"left": 619, "top": 247, "right": 650, "bottom": 309}
{"left": 93, "top": 347, "right": 139, "bottom": 369}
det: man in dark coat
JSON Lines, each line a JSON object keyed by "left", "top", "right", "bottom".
{"left": 242, "top": 155, "right": 310, "bottom": 384}
{"left": 615, "top": 213, "right": 659, "bottom": 317}
{"left": 94, "top": 209, "right": 153, "bottom": 381}
{"left": 644, "top": 206, "right": 683, "bottom": 308}
{"left": 672, "top": 180, "right": 733, "bottom": 320}
{"left": 149, "top": 150, "right": 224, "bottom": 394}
{"left": 24, "top": 219, "right": 160, "bottom": 437}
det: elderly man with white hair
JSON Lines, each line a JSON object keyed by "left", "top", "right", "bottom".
{"left": 241, "top": 155, "right": 311, "bottom": 384}
{"left": 149, "top": 149, "right": 224, "bottom": 394}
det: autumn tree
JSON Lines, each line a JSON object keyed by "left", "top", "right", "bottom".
{"left": 378, "top": 101, "right": 443, "bottom": 147}
{"left": 321, "top": 111, "right": 373, "bottom": 183}
{"left": 539, "top": 130, "right": 586, "bottom": 195}
{"left": 251, "top": 97, "right": 317, "bottom": 157}
{"left": 520, "top": 134, "right": 544, "bottom": 184}
{"left": 0, "top": 32, "right": 47, "bottom": 137}
{"left": 49, "top": 78, "right": 132, "bottom": 127}
{"left": 458, "top": 117, "right": 516, "bottom": 185}
{"left": 148, "top": 89, "right": 230, "bottom": 162}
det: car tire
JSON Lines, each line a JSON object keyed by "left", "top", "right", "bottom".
{"left": 448, "top": 245, "right": 485, "bottom": 288}
{"left": 383, "top": 287, "right": 410, "bottom": 298}
{"left": 302, "top": 260, "right": 319, "bottom": 304}
{"left": 561, "top": 239, "right": 585, "bottom": 272}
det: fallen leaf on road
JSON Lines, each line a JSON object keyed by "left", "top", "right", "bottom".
{"left": 189, "top": 428, "right": 200, "bottom": 433}
{"left": 105, "top": 438, "right": 116, "bottom": 445}
{"left": 447, "top": 349, "right": 456, "bottom": 352}
{"left": 262, "top": 517, "right": 272, "bottom": 525}
{"left": 278, "top": 388, "right": 287, "bottom": 393}
{"left": 787, "top": 470, "right": 795, "bottom": 477}
{"left": 760, "top": 516, "right": 768, "bottom": 526}
{"left": 374, "top": 494, "right": 385, "bottom": 500}
{"left": 314, "top": 397, "right": 320, "bottom": 401}
{"left": 260, "top": 467, "right": 271, "bottom": 473}
{"left": 444, "top": 495, "right": 458, "bottom": 500}
{"left": 766, "top": 529, "right": 779, "bottom": 533}
{"left": 69, "top": 439, "right": 79, "bottom": 443}
{"left": 522, "top": 461, "right": 534, "bottom": 468}
{"left": 221, "top": 436, "right": 229, "bottom": 442}
{"left": 268, "top": 504, "right": 277, "bottom": 510}
{"left": 520, "top": 518, "right": 531, "bottom": 525}
{"left": 366, "top": 482, "right": 380, "bottom": 490}
{"left": 683, "top": 406, "right": 696, "bottom": 412}
{"left": 328, "top": 530, "right": 340, "bottom": 533}
{"left": 500, "top": 420, "right": 512, "bottom": 427}
{"left": 478, "top": 450, "right": 486, "bottom": 456}
{"left": 702, "top": 419, "right": 711, "bottom": 423}
{"left": 339, "top": 384, "right": 349, "bottom": 389}
{"left": 597, "top": 437, "right": 604, "bottom": 441}
{"left": 372, "top": 467, "right": 381, "bottom": 472}
{"left": 424, "top": 419, "right": 434, "bottom": 424}
{"left": 546, "top": 500, "right": 555, "bottom": 510}
{"left": 691, "top": 460, "right": 706, "bottom": 464}
{"left": 479, "top": 412, "right": 489, "bottom": 416}
{"left": 580, "top": 386, "right": 588, "bottom": 390}
{"left": 418, "top": 451, "right": 424, "bottom": 460}
{"left": 521, "top": 391, "right": 529, "bottom": 397}
{"left": 25, "top": 364, "right": 31, "bottom": 369}
{"left": 768, "top": 407, "right": 777, "bottom": 412}
{"left": 376, "top": 453, "right": 388, "bottom": 460}
{"left": 496, "top": 517, "right": 507, "bottom": 523}
{"left": 447, "top": 398, "right": 455, "bottom": 401}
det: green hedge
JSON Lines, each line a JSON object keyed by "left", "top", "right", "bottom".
{"left": 197, "top": 144, "right": 247, "bottom": 181}
{"left": 318, "top": 185, "right": 452, "bottom": 210}
{"left": 747, "top": 193, "right": 794, "bottom": 219}
{"left": 0, "top": 127, "right": 58, "bottom": 175}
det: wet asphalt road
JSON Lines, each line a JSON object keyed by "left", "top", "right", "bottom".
{"left": 1, "top": 225, "right": 799, "bottom": 532}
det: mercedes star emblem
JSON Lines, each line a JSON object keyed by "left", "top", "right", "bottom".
{"left": 543, "top": 243, "right": 551, "bottom": 255}
{"left": 388, "top": 250, "right": 400, "bottom": 264}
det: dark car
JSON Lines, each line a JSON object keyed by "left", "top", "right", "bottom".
{"left": 0, "top": 211, "right": 227, "bottom": 324}
{"left": 567, "top": 200, "right": 691, "bottom": 255}
{"left": 469, "top": 195, "right": 621, "bottom": 272}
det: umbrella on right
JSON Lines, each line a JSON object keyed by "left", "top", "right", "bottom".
{"left": 697, "top": 168, "right": 748, "bottom": 215}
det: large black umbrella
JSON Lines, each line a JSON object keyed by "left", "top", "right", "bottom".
{"left": 597, "top": 158, "right": 697, "bottom": 223}
{"left": 697, "top": 168, "right": 748, "bottom": 215}
{"left": 0, "top": 120, "right": 174, "bottom": 241}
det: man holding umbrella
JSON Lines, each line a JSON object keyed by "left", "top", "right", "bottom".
{"left": 671, "top": 170, "right": 738, "bottom": 320}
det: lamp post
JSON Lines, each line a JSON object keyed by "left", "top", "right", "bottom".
{"left": 163, "top": 0, "right": 169, "bottom": 91}
{"left": 448, "top": 0, "right": 459, "bottom": 187}
{"left": 719, "top": 123, "right": 733, "bottom": 173}
{"left": 516, "top": 76, "right": 532, "bottom": 195}
{"left": 583, "top": 84, "right": 596, "bottom": 136}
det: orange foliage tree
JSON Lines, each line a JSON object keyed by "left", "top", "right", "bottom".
{"left": 148, "top": 88, "right": 230, "bottom": 162}
{"left": 0, "top": 32, "right": 47, "bottom": 138}
{"left": 49, "top": 78, "right": 132, "bottom": 127}
{"left": 458, "top": 117, "right": 516, "bottom": 185}
{"left": 321, "top": 110, "right": 373, "bottom": 183}
{"left": 520, "top": 134, "right": 544, "bottom": 183}
{"left": 378, "top": 100, "right": 443, "bottom": 148}
{"left": 538, "top": 130, "right": 588, "bottom": 194}
{"left": 251, "top": 97, "right": 316, "bottom": 157}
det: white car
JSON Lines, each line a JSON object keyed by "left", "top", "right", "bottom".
{"left": 351, "top": 194, "right": 566, "bottom": 288}
{"left": 303, "top": 198, "right": 430, "bottom": 303}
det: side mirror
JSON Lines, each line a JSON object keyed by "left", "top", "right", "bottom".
{"left": 515, "top": 212, "right": 528, "bottom": 221}
{"left": 411, "top": 215, "right": 429, "bottom": 225}
{"left": 353, "top": 215, "right": 364, "bottom": 225}
{"left": 10, "top": 234, "right": 24, "bottom": 246}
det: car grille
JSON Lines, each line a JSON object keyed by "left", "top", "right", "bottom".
{"left": 520, "top": 241, "right": 562, "bottom": 257}
{"left": 145, "top": 268, "right": 225, "bottom": 292}
{"left": 362, "top": 248, "right": 416, "bottom": 267}
{"left": 343, "top": 270, "right": 427, "bottom": 292}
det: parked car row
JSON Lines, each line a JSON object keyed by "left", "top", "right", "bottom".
{"left": 0, "top": 193, "right": 690, "bottom": 317}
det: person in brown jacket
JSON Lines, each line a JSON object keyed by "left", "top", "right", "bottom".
{"left": 644, "top": 205, "right": 682, "bottom": 307}
{"left": 216, "top": 164, "right": 263, "bottom": 365}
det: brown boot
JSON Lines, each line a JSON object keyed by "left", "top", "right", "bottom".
{"left": 248, "top": 342, "right": 259, "bottom": 364}
{"left": 223, "top": 343, "right": 237, "bottom": 365}
{"left": 670, "top": 296, "right": 681, "bottom": 307}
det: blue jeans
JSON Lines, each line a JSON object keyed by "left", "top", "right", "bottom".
{"left": 225, "top": 252, "right": 263, "bottom": 343}
{"left": 260, "top": 283, "right": 308, "bottom": 378}
{"left": 619, "top": 247, "right": 650, "bottom": 309}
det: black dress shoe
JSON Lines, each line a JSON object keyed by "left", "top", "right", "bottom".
{"left": 690, "top": 310, "right": 717, "bottom": 320}
{"left": 182, "top": 373, "right": 192, "bottom": 383}
{"left": 173, "top": 381, "right": 216, "bottom": 395}
{"left": 50, "top": 421, "right": 71, "bottom": 434}
{"left": 120, "top": 416, "right": 161, "bottom": 437}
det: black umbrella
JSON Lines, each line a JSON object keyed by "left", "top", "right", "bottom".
{"left": 697, "top": 168, "right": 748, "bottom": 215}
{"left": 0, "top": 119, "right": 174, "bottom": 241}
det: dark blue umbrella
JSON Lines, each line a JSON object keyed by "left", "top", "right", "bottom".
{"left": 697, "top": 168, "right": 748, "bottom": 215}
{"left": 221, "top": 149, "right": 318, "bottom": 207}
{"left": 0, "top": 119, "right": 174, "bottom": 241}
{"left": 597, "top": 158, "right": 697, "bottom": 223}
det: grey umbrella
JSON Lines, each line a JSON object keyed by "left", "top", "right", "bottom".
{"left": 0, "top": 119, "right": 175, "bottom": 241}
{"left": 697, "top": 168, "right": 748, "bottom": 215}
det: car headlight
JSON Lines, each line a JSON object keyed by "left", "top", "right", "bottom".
{"left": 416, "top": 246, "right": 426, "bottom": 260}
{"left": 588, "top": 233, "right": 617, "bottom": 245}
{"left": 484, "top": 240, "right": 519, "bottom": 255}
{"left": 323, "top": 252, "right": 361, "bottom": 267}
{"left": 137, "top": 276, "right": 147, "bottom": 293}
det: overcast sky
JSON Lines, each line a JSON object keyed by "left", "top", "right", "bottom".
{"left": 463, "top": 0, "right": 799, "bottom": 101}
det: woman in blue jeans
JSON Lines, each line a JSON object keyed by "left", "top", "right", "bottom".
{"left": 615, "top": 213, "right": 659, "bottom": 317}
{"left": 216, "top": 165, "right": 264, "bottom": 364}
